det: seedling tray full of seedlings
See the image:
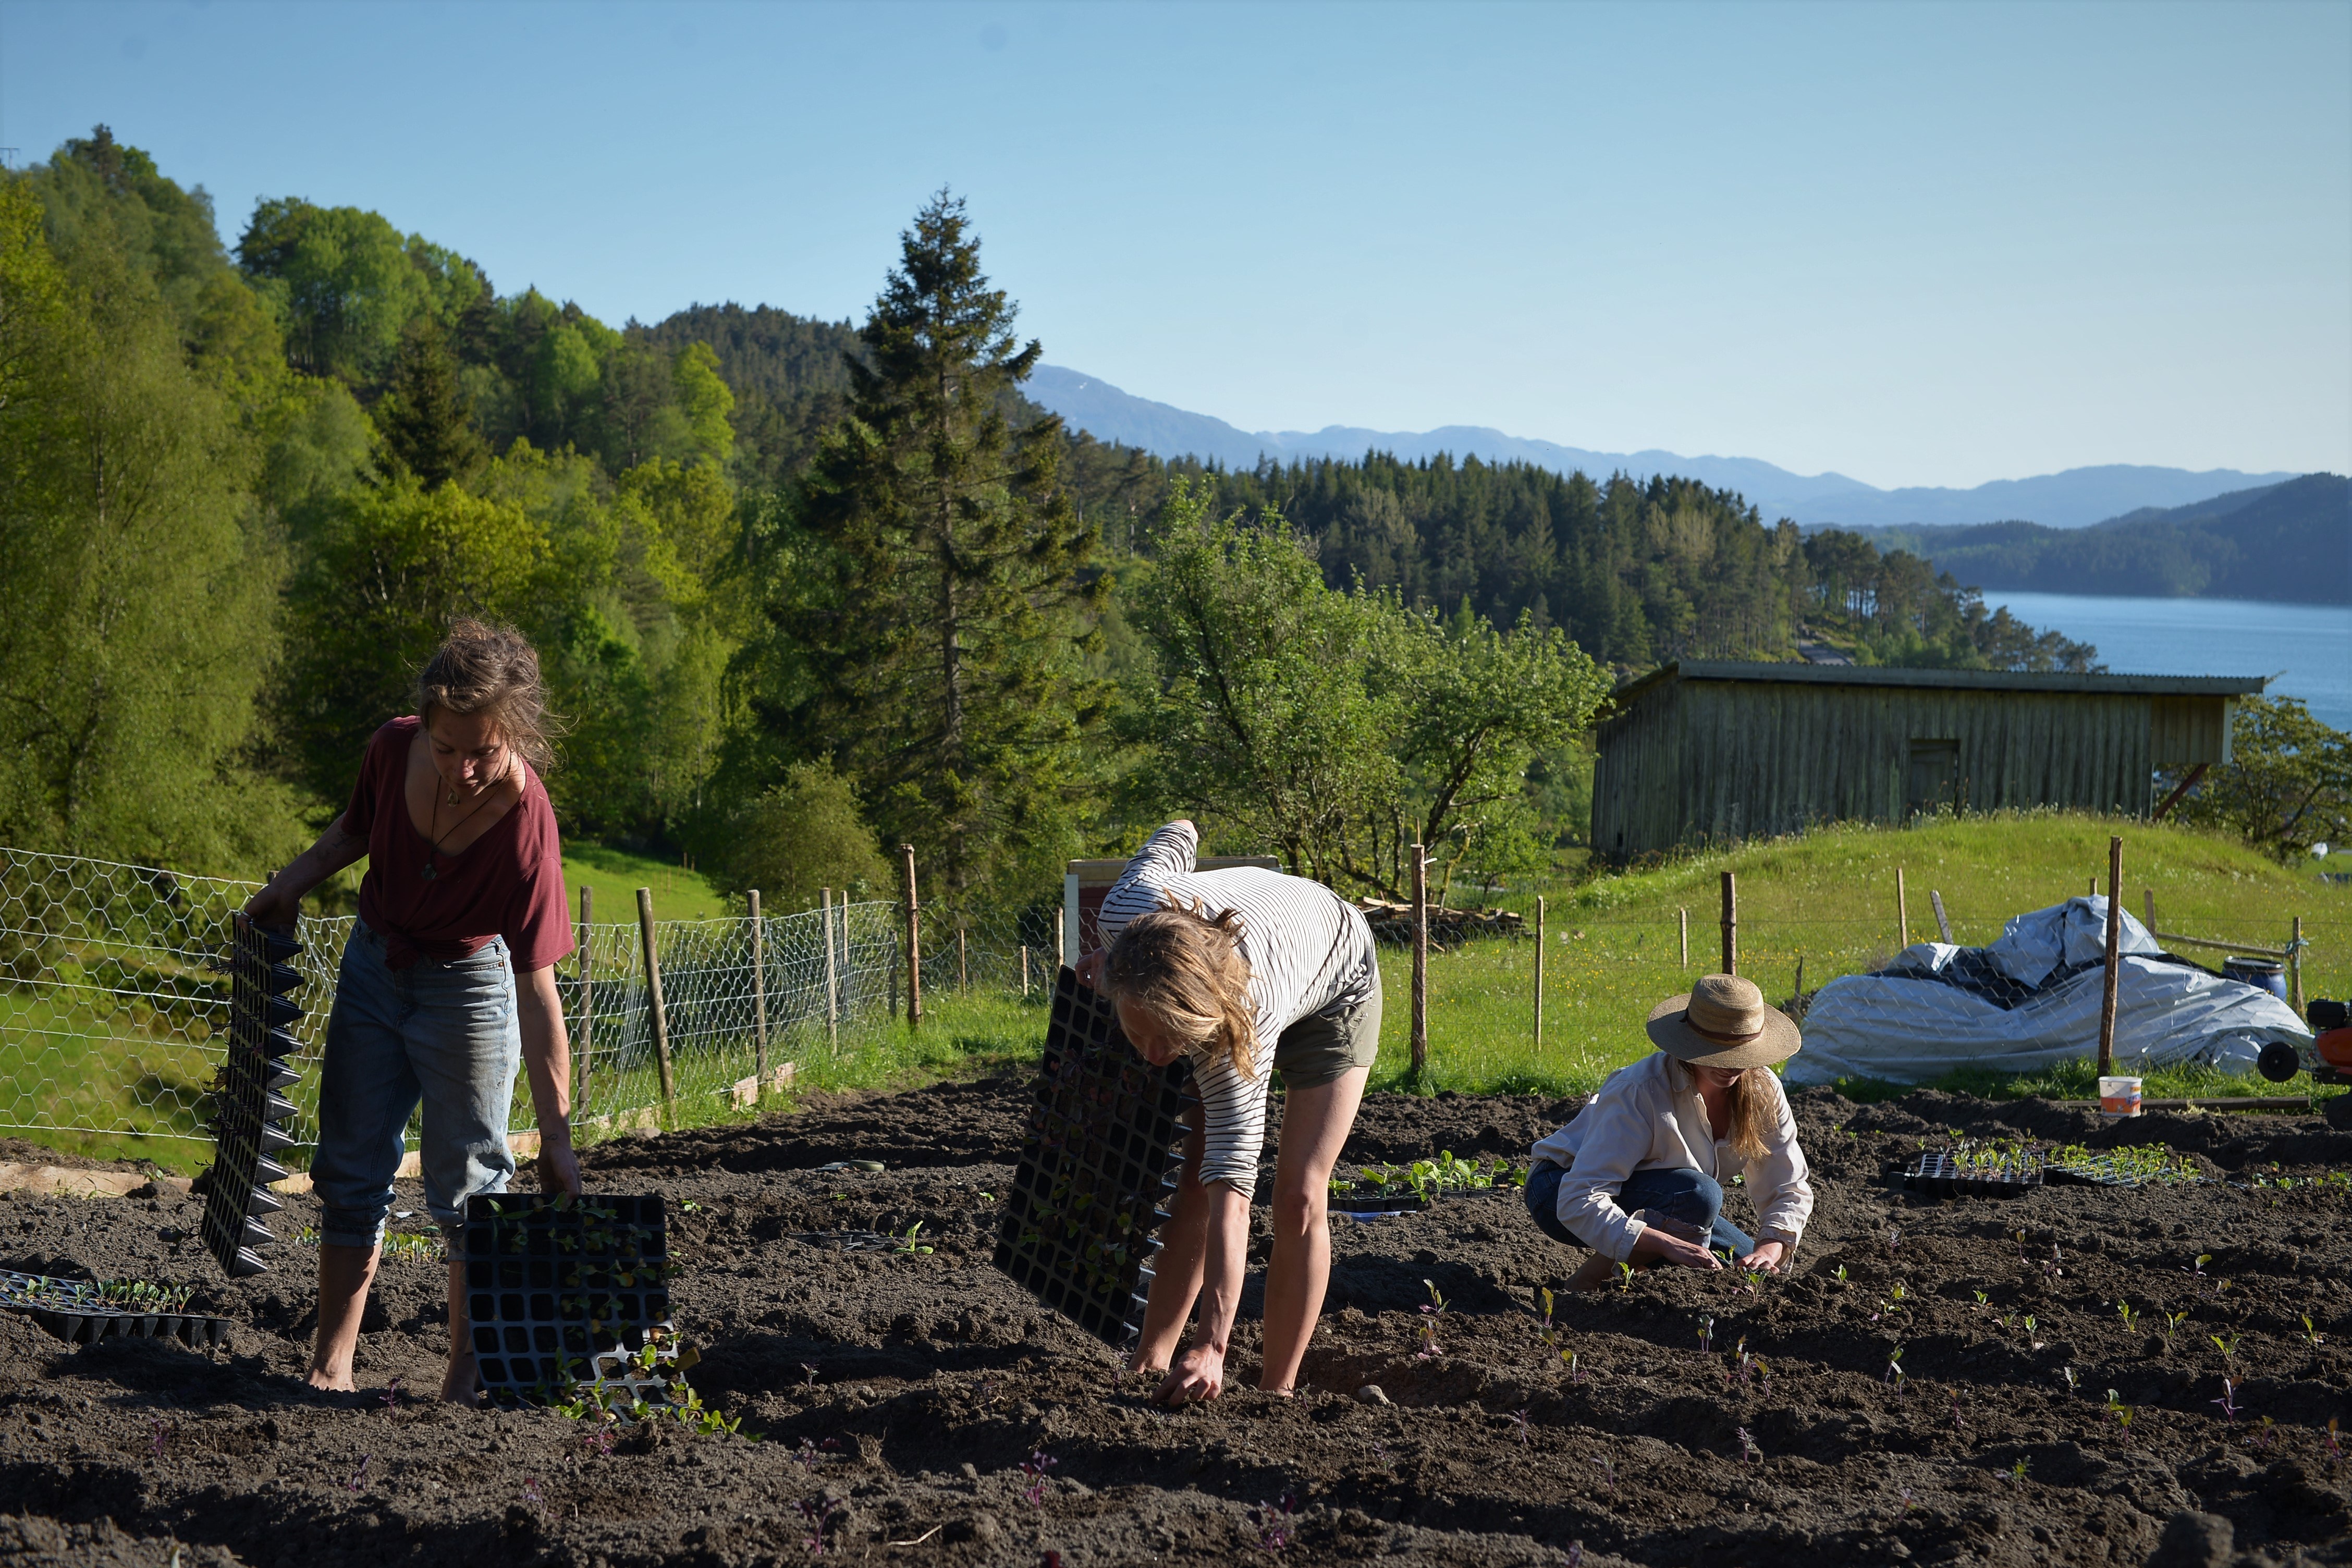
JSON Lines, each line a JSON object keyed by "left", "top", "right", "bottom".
{"left": 0, "top": 1269, "right": 229, "bottom": 1348}
{"left": 1901, "top": 1141, "right": 2046, "bottom": 1199}
{"left": 993, "top": 966, "right": 1193, "bottom": 1348}
{"left": 462, "top": 1192, "right": 688, "bottom": 1412}
{"left": 1332, "top": 1152, "right": 1526, "bottom": 1215}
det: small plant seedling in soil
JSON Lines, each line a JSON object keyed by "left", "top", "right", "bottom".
{"left": 2302, "top": 1316, "right": 2325, "bottom": 1349}
{"left": 345, "top": 1455, "right": 371, "bottom": 1494}
{"left": 1833, "top": 1264, "right": 1849, "bottom": 1288}
{"left": 1416, "top": 1279, "right": 1447, "bottom": 1359}
{"left": 2212, "top": 1377, "right": 2241, "bottom": 1423}
{"left": 1884, "top": 1344, "right": 1906, "bottom": 1394}
{"left": 2115, "top": 1303, "right": 2137, "bottom": 1336}
{"left": 2209, "top": 1332, "right": 2240, "bottom": 1367}
{"left": 1973, "top": 1290, "right": 1989, "bottom": 1308}
{"left": 1562, "top": 1349, "right": 1588, "bottom": 1383}
{"left": 2162, "top": 1310, "right": 2189, "bottom": 1350}
{"left": 1509, "top": 1409, "right": 1531, "bottom": 1447}
{"left": 582, "top": 1423, "right": 616, "bottom": 1457}
{"left": 1536, "top": 1287, "right": 1557, "bottom": 1349}
{"left": 1899, "top": 1488, "right": 1918, "bottom": 1513}
{"left": 2008, "top": 1457, "right": 2029, "bottom": 1488}
{"left": 795, "top": 1496, "right": 838, "bottom": 1554}
{"left": 2025, "top": 1316, "right": 2044, "bottom": 1350}
{"left": 1736, "top": 1427, "right": 1761, "bottom": 1465}
{"left": 1590, "top": 1454, "right": 1618, "bottom": 1499}
{"left": 1885, "top": 1227, "right": 1900, "bottom": 1257}
{"left": 2061, "top": 1366, "right": 2078, "bottom": 1396}
{"left": 1949, "top": 1389, "right": 1966, "bottom": 1433}
{"left": 2246, "top": 1416, "right": 2277, "bottom": 1453}
{"left": 148, "top": 1419, "right": 175, "bottom": 1462}
{"left": 2325, "top": 1419, "right": 2342, "bottom": 1472}
{"left": 1697, "top": 1316, "right": 1714, "bottom": 1355}
{"left": 1020, "top": 1451, "right": 1057, "bottom": 1508}
{"left": 1255, "top": 1493, "right": 1298, "bottom": 1553}
{"left": 895, "top": 1221, "right": 933, "bottom": 1256}
{"left": 1616, "top": 1261, "right": 1635, "bottom": 1292}
{"left": 2104, "top": 1390, "right": 2134, "bottom": 1437}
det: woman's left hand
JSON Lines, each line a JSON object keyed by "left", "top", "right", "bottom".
{"left": 536, "top": 1135, "right": 583, "bottom": 1198}
{"left": 1152, "top": 1342, "right": 1226, "bottom": 1406}
{"left": 1740, "top": 1239, "right": 1787, "bottom": 1273}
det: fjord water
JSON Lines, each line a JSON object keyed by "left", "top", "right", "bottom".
{"left": 1985, "top": 591, "right": 2352, "bottom": 731}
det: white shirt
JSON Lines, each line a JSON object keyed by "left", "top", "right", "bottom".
{"left": 1528, "top": 1051, "right": 1814, "bottom": 1263}
{"left": 1098, "top": 821, "right": 1376, "bottom": 1196}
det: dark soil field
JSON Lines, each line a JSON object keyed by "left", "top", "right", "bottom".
{"left": 2, "top": 1075, "right": 2349, "bottom": 1566}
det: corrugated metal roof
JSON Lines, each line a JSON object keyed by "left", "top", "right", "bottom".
{"left": 1608, "top": 659, "right": 2269, "bottom": 710}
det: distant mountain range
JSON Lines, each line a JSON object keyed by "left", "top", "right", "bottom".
{"left": 1027, "top": 365, "right": 2300, "bottom": 532}
{"left": 1845, "top": 474, "right": 2350, "bottom": 605}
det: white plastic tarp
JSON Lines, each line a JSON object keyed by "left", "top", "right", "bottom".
{"left": 1784, "top": 897, "right": 2310, "bottom": 1086}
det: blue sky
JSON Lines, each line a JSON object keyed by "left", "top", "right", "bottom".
{"left": 3, "top": 0, "right": 2346, "bottom": 489}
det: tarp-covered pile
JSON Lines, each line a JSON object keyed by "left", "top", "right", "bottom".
{"left": 1784, "top": 897, "right": 2310, "bottom": 1086}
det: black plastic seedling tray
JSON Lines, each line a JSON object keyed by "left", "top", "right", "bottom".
{"left": 200, "top": 916, "right": 305, "bottom": 1278}
{"left": 462, "top": 1192, "right": 677, "bottom": 1407}
{"left": 1902, "top": 1149, "right": 2045, "bottom": 1199}
{"left": 993, "top": 966, "right": 1193, "bottom": 1348}
{"left": 0, "top": 1269, "right": 230, "bottom": 1349}
{"left": 1330, "top": 1193, "right": 1432, "bottom": 1216}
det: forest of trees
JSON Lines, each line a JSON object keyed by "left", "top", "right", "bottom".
{"left": 0, "top": 128, "right": 2111, "bottom": 911}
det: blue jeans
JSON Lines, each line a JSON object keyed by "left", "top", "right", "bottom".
{"left": 312, "top": 922, "right": 522, "bottom": 1247}
{"left": 1524, "top": 1160, "right": 1755, "bottom": 1258}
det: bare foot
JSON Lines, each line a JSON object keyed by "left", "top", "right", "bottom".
{"left": 1561, "top": 1252, "right": 1619, "bottom": 1293}
{"left": 305, "top": 1367, "right": 356, "bottom": 1393}
{"left": 439, "top": 1351, "right": 482, "bottom": 1406}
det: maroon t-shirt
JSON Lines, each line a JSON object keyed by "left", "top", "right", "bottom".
{"left": 342, "top": 717, "right": 575, "bottom": 973}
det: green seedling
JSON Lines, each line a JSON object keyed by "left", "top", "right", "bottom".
{"left": 1616, "top": 1261, "right": 1635, "bottom": 1292}
{"left": 1736, "top": 1426, "right": 1761, "bottom": 1464}
{"left": 1416, "top": 1278, "right": 1448, "bottom": 1359}
{"left": 1884, "top": 1344, "right": 1906, "bottom": 1394}
{"left": 1536, "top": 1286, "right": 1557, "bottom": 1348}
{"left": 2024, "top": 1316, "right": 2042, "bottom": 1349}
{"left": 1562, "top": 1349, "right": 1587, "bottom": 1383}
{"left": 2245, "top": 1416, "right": 2277, "bottom": 1453}
{"left": 2104, "top": 1389, "right": 2133, "bottom": 1436}
{"left": 2061, "top": 1366, "right": 2078, "bottom": 1395}
{"left": 2325, "top": 1418, "right": 2341, "bottom": 1471}
{"left": 1590, "top": 1454, "right": 1618, "bottom": 1499}
{"left": 2161, "top": 1310, "right": 2189, "bottom": 1350}
{"left": 2116, "top": 1302, "right": 2137, "bottom": 1334}
{"left": 2008, "top": 1456, "right": 2029, "bottom": 1488}
{"left": 2209, "top": 1332, "right": 2240, "bottom": 1366}
{"left": 1697, "top": 1316, "right": 1714, "bottom": 1355}
{"left": 2301, "top": 1315, "right": 2325, "bottom": 1349}
{"left": 1973, "top": 1290, "right": 1989, "bottom": 1308}
{"left": 1833, "top": 1264, "right": 1849, "bottom": 1288}
{"left": 896, "top": 1221, "right": 933, "bottom": 1256}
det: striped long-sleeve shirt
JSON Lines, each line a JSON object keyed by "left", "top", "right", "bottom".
{"left": 1097, "top": 822, "right": 1376, "bottom": 1196}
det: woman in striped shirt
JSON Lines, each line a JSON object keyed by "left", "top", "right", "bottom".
{"left": 1079, "top": 820, "right": 1381, "bottom": 1404}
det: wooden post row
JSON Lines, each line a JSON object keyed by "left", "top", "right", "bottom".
{"left": 1410, "top": 843, "right": 1429, "bottom": 1079}
{"left": 1930, "top": 889, "right": 1953, "bottom": 944}
{"left": 902, "top": 844, "right": 922, "bottom": 1030}
{"left": 748, "top": 888, "right": 769, "bottom": 1083}
{"left": 1679, "top": 907, "right": 1688, "bottom": 969}
{"left": 1895, "top": 867, "right": 1909, "bottom": 949}
{"left": 636, "top": 887, "right": 677, "bottom": 1111}
{"left": 2096, "top": 837, "right": 2123, "bottom": 1076}
{"left": 1720, "top": 872, "right": 1737, "bottom": 976}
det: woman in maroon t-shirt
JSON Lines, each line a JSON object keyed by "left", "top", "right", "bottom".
{"left": 246, "top": 620, "right": 581, "bottom": 1402}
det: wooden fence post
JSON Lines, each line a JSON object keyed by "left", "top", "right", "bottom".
{"left": 959, "top": 925, "right": 969, "bottom": 994}
{"left": 820, "top": 887, "right": 840, "bottom": 1052}
{"left": 637, "top": 887, "right": 677, "bottom": 1113}
{"left": 1020, "top": 944, "right": 1031, "bottom": 998}
{"left": 748, "top": 889, "right": 768, "bottom": 1084}
{"left": 1896, "top": 867, "right": 1910, "bottom": 949}
{"left": 2097, "top": 837, "right": 2123, "bottom": 1076}
{"left": 1930, "top": 889, "right": 1953, "bottom": 944}
{"left": 1533, "top": 895, "right": 1546, "bottom": 1053}
{"left": 1720, "top": 872, "right": 1738, "bottom": 976}
{"left": 1411, "top": 843, "right": 1429, "bottom": 1081}
{"left": 902, "top": 844, "right": 922, "bottom": 1030}
{"left": 1679, "top": 907, "right": 1688, "bottom": 969}
{"left": 575, "top": 885, "right": 593, "bottom": 1099}
{"left": 2289, "top": 914, "right": 2305, "bottom": 1013}
{"left": 2143, "top": 889, "right": 2157, "bottom": 933}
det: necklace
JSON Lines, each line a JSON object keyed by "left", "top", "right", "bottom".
{"left": 420, "top": 768, "right": 508, "bottom": 883}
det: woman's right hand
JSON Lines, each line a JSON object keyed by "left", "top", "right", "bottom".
{"left": 1631, "top": 1222, "right": 1723, "bottom": 1270}
{"left": 243, "top": 877, "right": 302, "bottom": 934}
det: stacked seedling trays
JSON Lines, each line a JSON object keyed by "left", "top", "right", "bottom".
{"left": 0, "top": 1269, "right": 230, "bottom": 1349}
{"left": 1902, "top": 1147, "right": 2045, "bottom": 1199}
{"left": 993, "top": 967, "right": 1193, "bottom": 1348}
{"left": 463, "top": 1193, "right": 682, "bottom": 1410}
{"left": 199, "top": 915, "right": 304, "bottom": 1278}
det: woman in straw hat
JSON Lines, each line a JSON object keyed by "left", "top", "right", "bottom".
{"left": 1524, "top": 974, "right": 1814, "bottom": 1291}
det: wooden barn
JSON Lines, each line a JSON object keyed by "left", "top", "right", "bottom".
{"left": 1590, "top": 661, "right": 2266, "bottom": 862}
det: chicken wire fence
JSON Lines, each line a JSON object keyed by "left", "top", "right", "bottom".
{"left": 2, "top": 843, "right": 2342, "bottom": 1165}
{"left": 0, "top": 846, "right": 1059, "bottom": 1164}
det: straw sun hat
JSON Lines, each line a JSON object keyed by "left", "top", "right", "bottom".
{"left": 1645, "top": 974, "right": 1803, "bottom": 1070}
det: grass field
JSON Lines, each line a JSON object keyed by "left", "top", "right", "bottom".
{"left": 1361, "top": 810, "right": 2351, "bottom": 1102}
{"left": 559, "top": 844, "right": 737, "bottom": 923}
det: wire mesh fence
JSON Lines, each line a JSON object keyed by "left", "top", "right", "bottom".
{"left": 0, "top": 846, "right": 1056, "bottom": 1165}
{"left": 2, "top": 842, "right": 2343, "bottom": 1168}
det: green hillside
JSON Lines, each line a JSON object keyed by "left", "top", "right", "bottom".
{"left": 1847, "top": 473, "right": 2349, "bottom": 603}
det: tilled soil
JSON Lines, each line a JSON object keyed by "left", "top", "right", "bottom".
{"left": 1, "top": 1073, "right": 2348, "bottom": 1566}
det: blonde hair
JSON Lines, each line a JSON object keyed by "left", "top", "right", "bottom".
{"left": 411, "top": 618, "right": 561, "bottom": 774}
{"left": 1670, "top": 1057, "right": 1781, "bottom": 1162}
{"left": 1104, "top": 893, "right": 1258, "bottom": 1078}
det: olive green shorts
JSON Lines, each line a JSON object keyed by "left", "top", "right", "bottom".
{"left": 1271, "top": 964, "right": 1383, "bottom": 1087}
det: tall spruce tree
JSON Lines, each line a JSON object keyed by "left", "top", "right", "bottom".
{"left": 374, "top": 317, "right": 486, "bottom": 489}
{"left": 774, "top": 191, "right": 1101, "bottom": 904}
